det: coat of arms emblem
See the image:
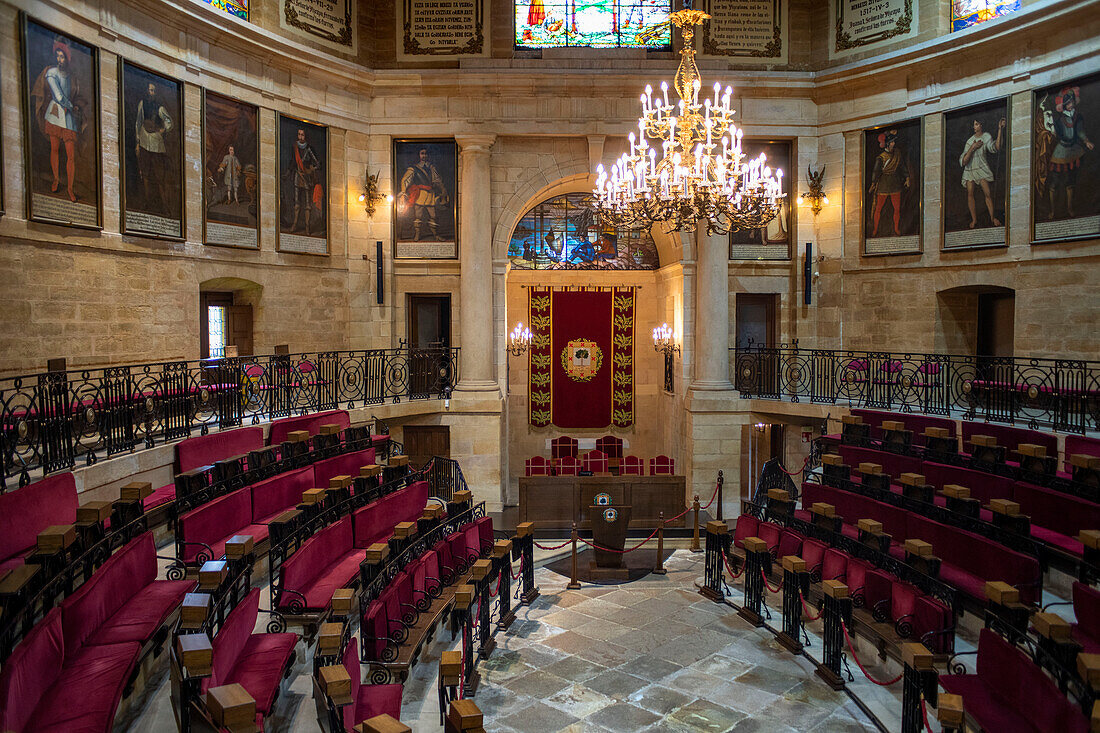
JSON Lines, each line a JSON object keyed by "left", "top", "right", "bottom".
{"left": 561, "top": 339, "right": 603, "bottom": 382}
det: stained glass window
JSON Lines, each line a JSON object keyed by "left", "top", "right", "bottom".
{"left": 203, "top": 0, "right": 248, "bottom": 20}
{"left": 951, "top": 0, "right": 1019, "bottom": 32}
{"left": 508, "top": 193, "right": 660, "bottom": 270}
{"left": 207, "top": 306, "right": 228, "bottom": 359}
{"left": 515, "top": 1, "right": 672, "bottom": 49}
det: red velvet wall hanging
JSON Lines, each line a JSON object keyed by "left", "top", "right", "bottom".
{"left": 528, "top": 287, "right": 635, "bottom": 429}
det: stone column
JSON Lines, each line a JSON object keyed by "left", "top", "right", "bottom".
{"left": 455, "top": 135, "right": 498, "bottom": 393}
{"left": 690, "top": 228, "right": 733, "bottom": 390}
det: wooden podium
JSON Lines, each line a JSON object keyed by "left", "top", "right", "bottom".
{"left": 586, "top": 504, "right": 631, "bottom": 581}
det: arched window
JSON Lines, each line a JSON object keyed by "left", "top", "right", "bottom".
{"left": 507, "top": 192, "right": 660, "bottom": 270}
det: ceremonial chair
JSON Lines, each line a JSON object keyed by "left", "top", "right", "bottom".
{"left": 649, "top": 455, "right": 675, "bottom": 476}
{"left": 596, "top": 436, "right": 624, "bottom": 474}
{"left": 581, "top": 450, "right": 610, "bottom": 475}
{"left": 555, "top": 456, "right": 581, "bottom": 476}
{"left": 620, "top": 456, "right": 644, "bottom": 476}
{"left": 550, "top": 436, "right": 578, "bottom": 462}
{"left": 525, "top": 456, "right": 552, "bottom": 476}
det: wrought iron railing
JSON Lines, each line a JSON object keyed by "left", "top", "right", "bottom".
{"left": 732, "top": 343, "right": 1100, "bottom": 434}
{"left": 0, "top": 346, "right": 459, "bottom": 487}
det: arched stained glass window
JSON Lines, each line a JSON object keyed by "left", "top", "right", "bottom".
{"left": 508, "top": 192, "right": 660, "bottom": 270}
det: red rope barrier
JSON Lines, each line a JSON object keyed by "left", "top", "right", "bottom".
{"left": 776, "top": 454, "right": 813, "bottom": 477}
{"left": 841, "top": 621, "right": 903, "bottom": 686}
{"left": 534, "top": 539, "right": 571, "bottom": 551}
{"left": 920, "top": 694, "right": 934, "bottom": 732}
{"left": 760, "top": 569, "right": 782, "bottom": 594}
{"left": 578, "top": 525, "right": 660, "bottom": 554}
{"left": 489, "top": 574, "right": 501, "bottom": 598}
{"left": 700, "top": 477, "right": 722, "bottom": 510}
{"left": 722, "top": 553, "right": 745, "bottom": 579}
{"left": 799, "top": 590, "right": 823, "bottom": 621}
{"left": 510, "top": 563, "right": 522, "bottom": 580}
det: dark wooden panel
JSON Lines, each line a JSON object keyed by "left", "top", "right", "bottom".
{"left": 519, "top": 476, "right": 686, "bottom": 530}
{"left": 628, "top": 476, "right": 686, "bottom": 527}
{"left": 519, "top": 477, "right": 575, "bottom": 527}
{"left": 403, "top": 425, "right": 449, "bottom": 470}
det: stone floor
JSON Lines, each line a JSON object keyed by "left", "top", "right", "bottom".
{"left": 123, "top": 545, "right": 904, "bottom": 732}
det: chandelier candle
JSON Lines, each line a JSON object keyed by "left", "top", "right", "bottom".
{"left": 594, "top": 4, "right": 784, "bottom": 235}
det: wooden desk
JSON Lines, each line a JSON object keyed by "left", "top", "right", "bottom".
{"left": 518, "top": 475, "right": 686, "bottom": 530}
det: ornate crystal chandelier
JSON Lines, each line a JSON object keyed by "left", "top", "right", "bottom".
{"left": 594, "top": 4, "right": 784, "bottom": 235}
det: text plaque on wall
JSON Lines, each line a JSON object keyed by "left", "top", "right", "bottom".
{"left": 398, "top": 0, "right": 488, "bottom": 59}
{"left": 280, "top": 0, "right": 357, "bottom": 54}
{"left": 702, "top": 0, "right": 787, "bottom": 64}
{"left": 831, "top": 0, "right": 916, "bottom": 57}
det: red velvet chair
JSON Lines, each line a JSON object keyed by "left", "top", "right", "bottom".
{"left": 620, "top": 455, "right": 644, "bottom": 476}
{"left": 732, "top": 515, "right": 759, "bottom": 550}
{"left": 555, "top": 455, "right": 581, "bottom": 476}
{"left": 203, "top": 588, "right": 298, "bottom": 720}
{"left": 800, "top": 539, "right": 829, "bottom": 579}
{"left": 336, "top": 637, "right": 402, "bottom": 731}
{"left": 525, "top": 456, "right": 552, "bottom": 476}
{"left": 596, "top": 435, "right": 624, "bottom": 473}
{"left": 649, "top": 455, "right": 675, "bottom": 475}
{"left": 551, "top": 436, "right": 578, "bottom": 462}
{"left": 581, "top": 449, "right": 610, "bottom": 475}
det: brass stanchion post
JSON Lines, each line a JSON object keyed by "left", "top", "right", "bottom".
{"left": 690, "top": 495, "right": 702, "bottom": 553}
{"left": 567, "top": 522, "right": 581, "bottom": 590}
{"left": 654, "top": 512, "right": 667, "bottom": 575}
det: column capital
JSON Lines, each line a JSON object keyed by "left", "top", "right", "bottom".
{"left": 456, "top": 135, "right": 497, "bottom": 154}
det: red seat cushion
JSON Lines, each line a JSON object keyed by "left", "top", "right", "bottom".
{"left": 939, "top": 675, "right": 1034, "bottom": 733}
{"left": 251, "top": 467, "right": 314, "bottom": 525}
{"left": 821, "top": 548, "right": 847, "bottom": 582}
{"left": 29, "top": 641, "right": 140, "bottom": 733}
{"left": 0, "top": 608, "right": 65, "bottom": 733}
{"left": 143, "top": 483, "right": 176, "bottom": 512}
{"left": 179, "top": 488, "right": 254, "bottom": 563}
{"left": 312, "top": 448, "right": 377, "bottom": 492}
{"left": 778, "top": 529, "right": 803, "bottom": 558}
{"left": 342, "top": 637, "right": 402, "bottom": 729}
{"left": 87, "top": 579, "right": 194, "bottom": 647}
{"left": 280, "top": 517, "right": 354, "bottom": 610}
{"left": 733, "top": 515, "right": 760, "bottom": 550}
{"left": 757, "top": 522, "right": 781, "bottom": 553}
{"left": 227, "top": 633, "right": 298, "bottom": 715}
{"left": 296, "top": 547, "right": 367, "bottom": 609}
{"left": 269, "top": 410, "right": 349, "bottom": 445}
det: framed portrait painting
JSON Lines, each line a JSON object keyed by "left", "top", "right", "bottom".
{"left": 862, "top": 118, "right": 922, "bottom": 255}
{"left": 203, "top": 91, "right": 259, "bottom": 248}
{"left": 20, "top": 14, "right": 101, "bottom": 229}
{"left": 942, "top": 98, "right": 1009, "bottom": 250}
{"left": 730, "top": 139, "right": 793, "bottom": 260}
{"left": 1032, "top": 71, "right": 1100, "bottom": 244}
{"left": 276, "top": 113, "right": 328, "bottom": 255}
{"left": 393, "top": 139, "right": 457, "bottom": 259}
{"left": 120, "top": 60, "right": 184, "bottom": 239}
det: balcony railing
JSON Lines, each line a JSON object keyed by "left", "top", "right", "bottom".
{"left": 0, "top": 346, "right": 459, "bottom": 488}
{"left": 731, "top": 344, "right": 1100, "bottom": 434}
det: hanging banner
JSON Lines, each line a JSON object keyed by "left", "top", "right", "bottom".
{"left": 280, "top": 0, "right": 357, "bottom": 54}
{"left": 528, "top": 287, "right": 635, "bottom": 429}
{"left": 398, "top": 0, "right": 488, "bottom": 60}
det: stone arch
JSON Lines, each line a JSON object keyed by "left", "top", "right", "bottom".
{"left": 492, "top": 169, "right": 680, "bottom": 268}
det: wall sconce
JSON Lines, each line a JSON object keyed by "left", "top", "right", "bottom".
{"left": 358, "top": 169, "right": 393, "bottom": 218}
{"left": 652, "top": 323, "right": 680, "bottom": 357}
{"left": 653, "top": 323, "right": 679, "bottom": 394}
{"left": 508, "top": 322, "right": 532, "bottom": 356}
{"left": 798, "top": 164, "right": 828, "bottom": 215}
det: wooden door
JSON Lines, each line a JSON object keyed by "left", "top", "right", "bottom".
{"left": 228, "top": 305, "right": 253, "bottom": 357}
{"left": 403, "top": 425, "right": 450, "bottom": 470}
{"left": 408, "top": 295, "right": 451, "bottom": 395}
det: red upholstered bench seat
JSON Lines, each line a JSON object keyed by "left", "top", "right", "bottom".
{"left": 143, "top": 482, "right": 176, "bottom": 512}
{"left": 0, "top": 472, "right": 78, "bottom": 573}
{"left": 0, "top": 606, "right": 140, "bottom": 733}
{"left": 1071, "top": 581, "right": 1100, "bottom": 654}
{"left": 203, "top": 588, "right": 297, "bottom": 718}
{"left": 279, "top": 481, "right": 431, "bottom": 610}
{"left": 940, "top": 628, "right": 1089, "bottom": 733}
{"left": 312, "top": 447, "right": 377, "bottom": 490}
{"left": 960, "top": 421, "right": 1058, "bottom": 457}
{"left": 178, "top": 488, "right": 270, "bottom": 564}
{"left": 268, "top": 409, "right": 350, "bottom": 445}
{"left": 251, "top": 467, "right": 315, "bottom": 525}
{"left": 177, "top": 425, "right": 265, "bottom": 473}
{"left": 61, "top": 533, "right": 193, "bottom": 649}
{"left": 838, "top": 445, "right": 922, "bottom": 479}
{"left": 340, "top": 638, "right": 402, "bottom": 731}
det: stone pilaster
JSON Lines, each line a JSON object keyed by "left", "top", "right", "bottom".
{"left": 455, "top": 135, "right": 498, "bottom": 394}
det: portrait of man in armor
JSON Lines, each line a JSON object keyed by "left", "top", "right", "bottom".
{"left": 394, "top": 139, "right": 457, "bottom": 258}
